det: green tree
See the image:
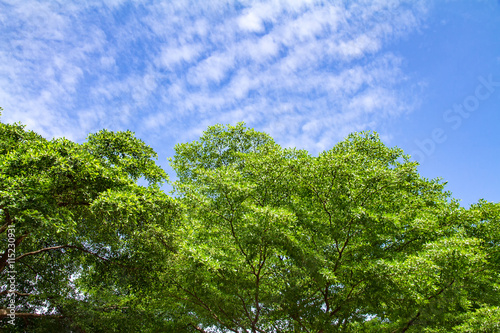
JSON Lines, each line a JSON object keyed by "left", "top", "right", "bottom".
{"left": 167, "top": 123, "right": 500, "bottom": 332}
{"left": 2, "top": 116, "right": 498, "bottom": 332}
{"left": 0, "top": 116, "right": 179, "bottom": 332}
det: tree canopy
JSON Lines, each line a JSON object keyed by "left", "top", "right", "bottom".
{"left": 1, "top": 119, "right": 499, "bottom": 332}
{"left": 0, "top": 116, "right": 179, "bottom": 332}
{"left": 167, "top": 123, "right": 500, "bottom": 332}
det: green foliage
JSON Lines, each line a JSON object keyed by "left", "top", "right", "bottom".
{"left": 168, "top": 123, "right": 500, "bottom": 332}
{"left": 1, "top": 118, "right": 498, "bottom": 332}
{"left": 170, "top": 122, "right": 274, "bottom": 184}
{"left": 0, "top": 119, "right": 179, "bottom": 331}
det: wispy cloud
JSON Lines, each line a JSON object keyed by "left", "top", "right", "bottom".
{"left": 1, "top": 0, "right": 428, "bottom": 153}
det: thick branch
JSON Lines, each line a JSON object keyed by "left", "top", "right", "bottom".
{"left": 0, "top": 208, "right": 13, "bottom": 234}
{"left": 0, "top": 290, "right": 31, "bottom": 297}
{"left": 0, "top": 309, "right": 63, "bottom": 319}
{"left": 0, "top": 233, "right": 28, "bottom": 273}
{"left": 323, "top": 285, "right": 330, "bottom": 312}
{"left": 0, "top": 219, "right": 12, "bottom": 235}
{"left": 400, "top": 312, "right": 420, "bottom": 333}
{"left": 16, "top": 245, "right": 109, "bottom": 263}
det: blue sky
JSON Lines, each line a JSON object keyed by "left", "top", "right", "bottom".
{"left": 1, "top": 0, "right": 499, "bottom": 206}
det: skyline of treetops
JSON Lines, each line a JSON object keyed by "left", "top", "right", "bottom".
{"left": 1, "top": 117, "right": 499, "bottom": 332}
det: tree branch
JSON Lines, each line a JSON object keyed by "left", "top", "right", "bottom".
{"left": 171, "top": 279, "right": 239, "bottom": 333}
{"left": 396, "top": 280, "right": 455, "bottom": 333}
{"left": 427, "top": 279, "right": 455, "bottom": 301}
{"left": 400, "top": 312, "right": 420, "bottom": 333}
{"left": 0, "top": 290, "right": 31, "bottom": 297}
{"left": 190, "top": 323, "right": 208, "bottom": 333}
{"left": 16, "top": 245, "right": 109, "bottom": 263}
{"left": 0, "top": 233, "right": 28, "bottom": 273}
{"left": 0, "top": 208, "right": 13, "bottom": 234}
{"left": 0, "top": 309, "right": 63, "bottom": 319}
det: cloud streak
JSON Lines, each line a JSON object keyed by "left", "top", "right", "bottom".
{"left": 1, "top": 0, "right": 428, "bottom": 153}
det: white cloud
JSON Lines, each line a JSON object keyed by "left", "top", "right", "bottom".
{"left": 238, "top": 11, "right": 265, "bottom": 33}
{"left": 159, "top": 43, "right": 203, "bottom": 69}
{"left": 100, "top": 56, "right": 116, "bottom": 69}
{"left": 244, "top": 34, "right": 280, "bottom": 62}
{"left": 1, "top": 0, "right": 429, "bottom": 154}
{"left": 336, "top": 34, "right": 382, "bottom": 60}
{"left": 187, "top": 53, "right": 236, "bottom": 87}
{"left": 226, "top": 70, "right": 257, "bottom": 99}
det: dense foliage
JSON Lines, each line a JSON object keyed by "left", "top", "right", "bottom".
{"left": 0, "top": 114, "right": 179, "bottom": 332}
{"left": 167, "top": 124, "right": 500, "bottom": 332}
{"left": 1, "top": 118, "right": 499, "bottom": 332}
